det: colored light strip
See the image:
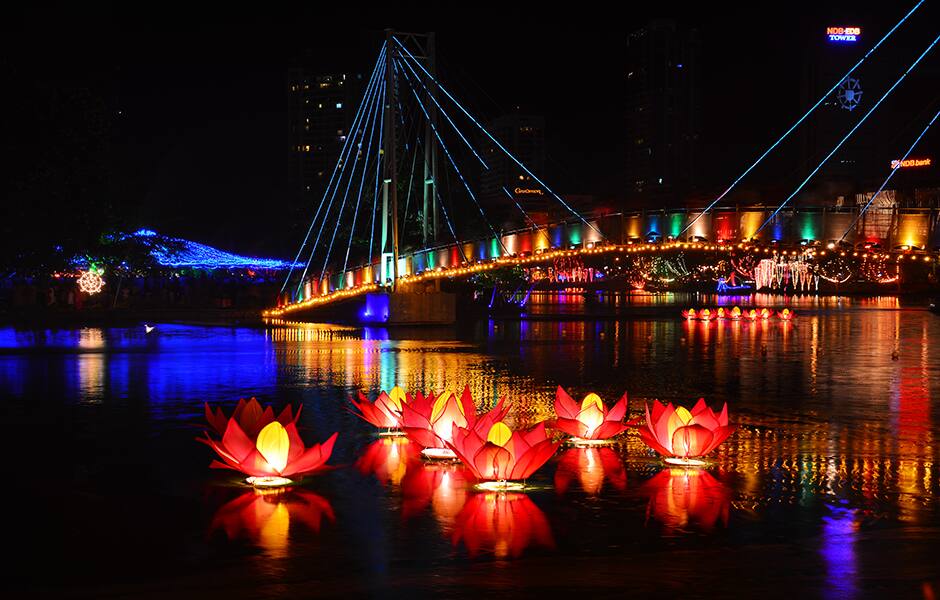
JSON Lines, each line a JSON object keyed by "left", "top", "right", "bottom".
{"left": 394, "top": 38, "right": 601, "bottom": 238}
{"left": 758, "top": 32, "right": 940, "bottom": 234}
{"left": 681, "top": 0, "right": 925, "bottom": 238}
{"left": 841, "top": 106, "right": 940, "bottom": 241}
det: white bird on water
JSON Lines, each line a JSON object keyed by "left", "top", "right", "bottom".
{"left": 144, "top": 324, "right": 155, "bottom": 334}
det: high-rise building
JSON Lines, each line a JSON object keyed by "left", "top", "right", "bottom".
{"left": 478, "top": 113, "right": 548, "bottom": 226}
{"left": 286, "top": 70, "right": 364, "bottom": 219}
{"left": 625, "top": 20, "right": 701, "bottom": 206}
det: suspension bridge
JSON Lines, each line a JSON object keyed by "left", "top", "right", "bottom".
{"left": 268, "top": 15, "right": 940, "bottom": 322}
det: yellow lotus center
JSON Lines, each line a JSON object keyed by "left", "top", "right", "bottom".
{"left": 486, "top": 422, "right": 513, "bottom": 447}
{"left": 782, "top": 309, "right": 790, "bottom": 315}
{"left": 732, "top": 307, "right": 741, "bottom": 315}
{"left": 388, "top": 386, "right": 406, "bottom": 410}
{"left": 687, "top": 309, "right": 695, "bottom": 316}
{"left": 675, "top": 406, "right": 693, "bottom": 425}
{"left": 256, "top": 421, "right": 290, "bottom": 473}
{"left": 431, "top": 390, "right": 463, "bottom": 422}
{"left": 581, "top": 393, "right": 604, "bottom": 412}
{"left": 702, "top": 309, "right": 710, "bottom": 317}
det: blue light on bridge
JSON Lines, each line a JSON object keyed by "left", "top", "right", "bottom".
{"left": 360, "top": 293, "right": 390, "bottom": 323}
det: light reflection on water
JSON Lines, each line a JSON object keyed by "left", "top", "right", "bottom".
{"left": 2, "top": 298, "right": 939, "bottom": 595}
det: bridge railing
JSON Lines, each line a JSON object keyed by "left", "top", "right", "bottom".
{"left": 284, "top": 205, "right": 939, "bottom": 305}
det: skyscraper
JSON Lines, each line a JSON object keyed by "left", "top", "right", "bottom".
{"left": 478, "top": 113, "right": 548, "bottom": 227}
{"left": 286, "top": 70, "right": 364, "bottom": 223}
{"left": 625, "top": 20, "right": 702, "bottom": 206}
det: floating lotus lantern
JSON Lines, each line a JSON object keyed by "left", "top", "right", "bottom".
{"left": 637, "top": 399, "right": 734, "bottom": 466}
{"left": 642, "top": 468, "right": 730, "bottom": 532}
{"left": 201, "top": 399, "right": 338, "bottom": 487}
{"left": 777, "top": 308, "right": 795, "bottom": 321}
{"left": 554, "top": 447, "right": 627, "bottom": 496}
{"left": 349, "top": 386, "right": 410, "bottom": 433}
{"left": 355, "top": 437, "right": 419, "bottom": 487}
{"left": 681, "top": 308, "right": 697, "bottom": 320}
{"left": 715, "top": 307, "right": 727, "bottom": 319}
{"left": 400, "top": 386, "right": 509, "bottom": 460}
{"left": 759, "top": 307, "right": 771, "bottom": 320}
{"left": 211, "top": 488, "right": 334, "bottom": 559}
{"left": 553, "top": 386, "right": 630, "bottom": 442}
{"left": 745, "top": 308, "right": 759, "bottom": 321}
{"left": 699, "top": 308, "right": 713, "bottom": 321}
{"left": 448, "top": 421, "right": 559, "bottom": 490}
{"left": 730, "top": 306, "right": 742, "bottom": 320}
{"left": 452, "top": 492, "right": 554, "bottom": 558}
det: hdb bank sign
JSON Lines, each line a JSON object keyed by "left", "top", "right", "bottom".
{"left": 827, "top": 26, "right": 861, "bottom": 42}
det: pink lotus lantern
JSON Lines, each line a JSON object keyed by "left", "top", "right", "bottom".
{"left": 715, "top": 307, "right": 727, "bottom": 319}
{"left": 699, "top": 308, "right": 713, "bottom": 321}
{"left": 759, "top": 307, "right": 771, "bottom": 320}
{"left": 745, "top": 308, "right": 758, "bottom": 321}
{"left": 552, "top": 386, "right": 631, "bottom": 442}
{"left": 452, "top": 492, "right": 554, "bottom": 558}
{"left": 554, "top": 447, "right": 627, "bottom": 496}
{"left": 447, "top": 421, "right": 559, "bottom": 490}
{"left": 642, "top": 468, "right": 730, "bottom": 531}
{"left": 777, "top": 308, "right": 795, "bottom": 321}
{"left": 349, "top": 386, "right": 411, "bottom": 432}
{"left": 637, "top": 399, "right": 734, "bottom": 466}
{"left": 730, "top": 306, "right": 742, "bottom": 320}
{"left": 681, "top": 308, "right": 697, "bottom": 320}
{"left": 200, "top": 399, "right": 338, "bottom": 487}
{"left": 400, "top": 386, "right": 509, "bottom": 460}
{"left": 355, "top": 437, "right": 420, "bottom": 487}
{"left": 211, "top": 488, "right": 334, "bottom": 558}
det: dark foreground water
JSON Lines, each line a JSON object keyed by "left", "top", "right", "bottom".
{"left": 2, "top": 294, "right": 939, "bottom": 598}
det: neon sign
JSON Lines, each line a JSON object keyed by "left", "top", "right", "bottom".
{"left": 514, "top": 187, "right": 544, "bottom": 195}
{"left": 891, "top": 157, "right": 932, "bottom": 169}
{"left": 827, "top": 26, "right": 861, "bottom": 42}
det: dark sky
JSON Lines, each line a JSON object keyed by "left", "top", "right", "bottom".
{"left": 5, "top": 2, "right": 939, "bottom": 257}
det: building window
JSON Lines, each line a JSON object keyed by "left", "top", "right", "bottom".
{"left": 336, "top": 102, "right": 343, "bottom": 109}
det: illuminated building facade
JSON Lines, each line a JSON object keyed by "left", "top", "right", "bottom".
{"left": 287, "top": 69, "right": 364, "bottom": 224}
{"left": 625, "top": 19, "right": 702, "bottom": 205}
{"left": 478, "top": 113, "right": 548, "bottom": 226}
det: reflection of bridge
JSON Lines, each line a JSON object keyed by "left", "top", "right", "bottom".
{"left": 270, "top": 17, "right": 940, "bottom": 319}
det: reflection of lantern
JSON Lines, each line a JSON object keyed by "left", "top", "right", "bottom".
{"left": 401, "top": 462, "right": 472, "bottom": 525}
{"left": 400, "top": 386, "right": 509, "bottom": 459}
{"left": 200, "top": 399, "right": 337, "bottom": 486}
{"left": 355, "top": 437, "right": 419, "bottom": 486}
{"left": 641, "top": 468, "right": 730, "bottom": 531}
{"left": 552, "top": 386, "right": 630, "bottom": 441}
{"left": 452, "top": 493, "right": 554, "bottom": 558}
{"left": 449, "top": 421, "right": 558, "bottom": 489}
{"left": 638, "top": 399, "right": 734, "bottom": 466}
{"left": 211, "top": 488, "right": 334, "bottom": 559}
{"left": 554, "top": 447, "right": 627, "bottom": 496}
{"left": 350, "top": 386, "right": 409, "bottom": 430}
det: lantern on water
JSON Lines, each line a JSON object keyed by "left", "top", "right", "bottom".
{"left": 448, "top": 421, "right": 559, "bottom": 489}
{"left": 637, "top": 399, "right": 734, "bottom": 466}
{"left": 552, "top": 386, "right": 631, "bottom": 441}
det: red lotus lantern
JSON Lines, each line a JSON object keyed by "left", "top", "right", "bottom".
{"left": 641, "top": 468, "right": 730, "bottom": 531}
{"left": 745, "top": 309, "right": 758, "bottom": 321}
{"left": 452, "top": 492, "right": 554, "bottom": 558}
{"left": 448, "top": 421, "right": 559, "bottom": 489}
{"left": 400, "top": 386, "right": 509, "bottom": 459}
{"left": 554, "top": 447, "right": 627, "bottom": 496}
{"left": 200, "top": 399, "right": 338, "bottom": 487}
{"left": 637, "top": 399, "right": 734, "bottom": 466}
{"left": 401, "top": 462, "right": 472, "bottom": 524}
{"left": 211, "top": 488, "right": 334, "bottom": 558}
{"left": 349, "top": 386, "right": 411, "bottom": 432}
{"left": 700, "top": 308, "right": 713, "bottom": 321}
{"left": 681, "top": 308, "right": 697, "bottom": 320}
{"left": 553, "top": 386, "right": 630, "bottom": 441}
{"left": 759, "top": 307, "right": 771, "bottom": 320}
{"left": 715, "top": 307, "right": 727, "bottom": 319}
{"left": 777, "top": 308, "right": 795, "bottom": 321}
{"left": 355, "top": 437, "right": 419, "bottom": 487}
{"left": 730, "top": 306, "right": 742, "bottom": 320}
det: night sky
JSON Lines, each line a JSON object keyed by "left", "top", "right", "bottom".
{"left": 4, "top": 3, "right": 938, "bottom": 258}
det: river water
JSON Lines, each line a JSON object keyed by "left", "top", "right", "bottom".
{"left": 3, "top": 294, "right": 938, "bottom": 598}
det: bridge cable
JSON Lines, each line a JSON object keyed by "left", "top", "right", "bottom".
{"left": 395, "top": 57, "right": 509, "bottom": 255}
{"left": 756, "top": 32, "right": 940, "bottom": 235}
{"left": 681, "top": 0, "right": 927, "bottom": 238}
{"left": 839, "top": 105, "right": 940, "bottom": 243}
{"left": 296, "top": 53, "right": 384, "bottom": 297}
{"left": 282, "top": 43, "right": 386, "bottom": 296}
{"left": 395, "top": 38, "right": 602, "bottom": 239}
